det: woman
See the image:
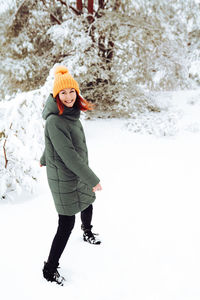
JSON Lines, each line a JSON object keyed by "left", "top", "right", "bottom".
{"left": 40, "top": 66, "right": 102, "bottom": 285}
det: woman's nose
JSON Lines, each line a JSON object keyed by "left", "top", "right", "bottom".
{"left": 65, "top": 94, "right": 71, "bottom": 100}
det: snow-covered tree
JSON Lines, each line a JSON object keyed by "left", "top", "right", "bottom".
{"left": 1, "top": 0, "right": 200, "bottom": 113}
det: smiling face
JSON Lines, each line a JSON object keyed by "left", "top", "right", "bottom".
{"left": 58, "top": 88, "right": 77, "bottom": 108}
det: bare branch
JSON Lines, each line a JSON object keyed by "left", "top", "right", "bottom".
{"left": 3, "top": 123, "right": 12, "bottom": 169}
{"left": 69, "top": 5, "right": 82, "bottom": 15}
{"left": 56, "top": 0, "right": 68, "bottom": 7}
{"left": 3, "top": 139, "right": 8, "bottom": 169}
{"left": 50, "top": 12, "right": 62, "bottom": 24}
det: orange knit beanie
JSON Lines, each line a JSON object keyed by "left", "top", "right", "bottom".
{"left": 53, "top": 66, "right": 80, "bottom": 98}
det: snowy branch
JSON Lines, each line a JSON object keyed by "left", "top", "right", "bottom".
{"left": 8, "top": 0, "right": 27, "bottom": 29}
{"left": 40, "top": 0, "right": 62, "bottom": 24}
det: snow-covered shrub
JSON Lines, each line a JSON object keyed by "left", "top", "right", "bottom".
{"left": 189, "top": 59, "right": 200, "bottom": 85}
{"left": 125, "top": 89, "right": 200, "bottom": 137}
{"left": 0, "top": 88, "right": 47, "bottom": 200}
{"left": 125, "top": 111, "right": 179, "bottom": 137}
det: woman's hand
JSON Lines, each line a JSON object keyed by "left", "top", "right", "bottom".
{"left": 93, "top": 183, "right": 102, "bottom": 192}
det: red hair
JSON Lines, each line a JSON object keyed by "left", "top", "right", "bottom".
{"left": 56, "top": 93, "right": 94, "bottom": 115}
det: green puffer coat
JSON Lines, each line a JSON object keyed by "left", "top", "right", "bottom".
{"left": 40, "top": 94, "right": 100, "bottom": 216}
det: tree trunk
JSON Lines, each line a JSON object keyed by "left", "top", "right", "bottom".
{"left": 76, "top": 0, "right": 82, "bottom": 12}
{"left": 98, "top": 0, "right": 105, "bottom": 9}
{"left": 97, "top": 0, "right": 114, "bottom": 67}
{"left": 87, "top": 0, "right": 94, "bottom": 23}
{"left": 88, "top": 0, "right": 93, "bottom": 14}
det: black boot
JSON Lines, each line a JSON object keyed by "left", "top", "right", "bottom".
{"left": 81, "top": 225, "right": 101, "bottom": 245}
{"left": 42, "top": 261, "right": 65, "bottom": 286}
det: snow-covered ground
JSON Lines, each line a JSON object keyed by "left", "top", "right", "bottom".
{"left": 1, "top": 92, "right": 200, "bottom": 300}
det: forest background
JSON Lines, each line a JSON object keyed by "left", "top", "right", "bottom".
{"left": 0, "top": 0, "right": 200, "bottom": 199}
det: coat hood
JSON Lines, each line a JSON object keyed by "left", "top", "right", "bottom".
{"left": 42, "top": 94, "right": 80, "bottom": 121}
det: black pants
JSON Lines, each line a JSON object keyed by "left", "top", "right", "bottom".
{"left": 47, "top": 204, "right": 93, "bottom": 266}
